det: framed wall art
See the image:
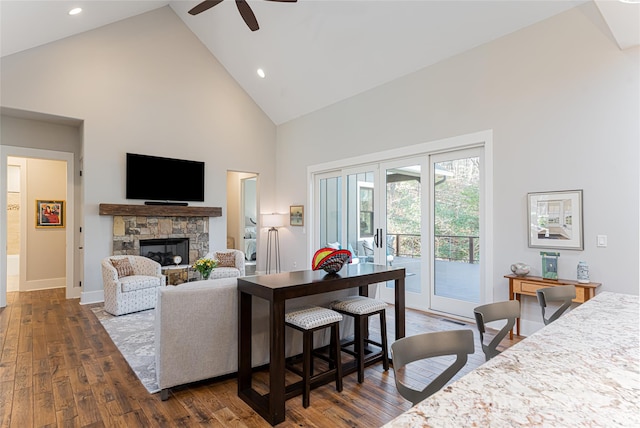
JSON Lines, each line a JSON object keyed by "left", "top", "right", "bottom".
{"left": 527, "top": 190, "right": 582, "bottom": 250}
{"left": 290, "top": 205, "right": 304, "bottom": 226}
{"left": 36, "top": 200, "right": 65, "bottom": 228}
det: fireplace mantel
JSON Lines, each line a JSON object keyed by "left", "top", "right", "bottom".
{"left": 99, "top": 203, "right": 221, "bottom": 217}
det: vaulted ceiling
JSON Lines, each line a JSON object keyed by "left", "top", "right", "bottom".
{"left": 1, "top": 1, "right": 638, "bottom": 125}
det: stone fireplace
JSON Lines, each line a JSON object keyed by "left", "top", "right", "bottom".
{"left": 111, "top": 215, "right": 209, "bottom": 264}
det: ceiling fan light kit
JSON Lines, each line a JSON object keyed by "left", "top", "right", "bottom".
{"left": 189, "top": 0, "right": 298, "bottom": 32}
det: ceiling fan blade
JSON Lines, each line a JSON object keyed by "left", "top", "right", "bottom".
{"left": 236, "top": 0, "right": 259, "bottom": 31}
{"left": 188, "top": 0, "right": 224, "bottom": 16}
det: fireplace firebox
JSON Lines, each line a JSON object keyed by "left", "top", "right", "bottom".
{"left": 140, "top": 238, "right": 189, "bottom": 266}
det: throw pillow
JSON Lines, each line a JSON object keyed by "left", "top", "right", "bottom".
{"left": 216, "top": 251, "right": 236, "bottom": 268}
{"left": 111, "top": 258, "right": 134, "bottom": 278}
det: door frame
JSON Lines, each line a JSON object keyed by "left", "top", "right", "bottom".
{"left": 307, "top": 130, "right": 494, "bottom": 317}
{"left": 1, "top": 146, "right": 77, "bottom": 307}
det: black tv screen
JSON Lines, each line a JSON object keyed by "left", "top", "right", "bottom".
{"left": 126, "top": 153, "right": 205, "bottom": 202}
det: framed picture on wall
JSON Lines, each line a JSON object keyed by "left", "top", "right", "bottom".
{"left": 527, "top": 190, "right": 582, "bottom": 250}
{"left": 36, "top": 200, "right": 65, "bottom": 228}
{"left": 290, "top": 205, "right": 304, "bottom": 226}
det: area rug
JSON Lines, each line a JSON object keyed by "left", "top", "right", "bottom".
{"left": 91, "top": 307, "right": 159, "bottom": 394}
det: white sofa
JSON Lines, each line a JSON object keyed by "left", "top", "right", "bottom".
{"left": 102, "top": 255, "right": 166, "bottom": 316}
{"left": 154, "top": 277, "right": 358, "bottom": 400}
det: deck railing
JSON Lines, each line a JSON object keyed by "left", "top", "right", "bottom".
{"left": 388, "top": 233, "right": 480, "bottom": 264}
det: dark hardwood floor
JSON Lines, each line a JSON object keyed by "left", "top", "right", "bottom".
{"left": 0, "top": 288, "right": 522, "bottom": 427}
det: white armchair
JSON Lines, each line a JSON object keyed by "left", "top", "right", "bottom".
{"left": 102, "top": 255, "right": 166, "bottom": 316}
{"left": 204, "top": 249, "right": 246, "bottom": 279}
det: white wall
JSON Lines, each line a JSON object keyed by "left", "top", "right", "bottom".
{"left": 276, "top": 3, "right": 639, "bottom": 334}
{"left": 0, "top": 6, "right": 277, "bottom": 303}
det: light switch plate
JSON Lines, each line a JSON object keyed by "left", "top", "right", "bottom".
{"left": 597, "top": 235, "right": 607, "bottom": 247}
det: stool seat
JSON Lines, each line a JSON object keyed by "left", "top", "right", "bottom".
{"left": 285, "top": 305, "right": 343, "bottom": 330}
{"left": 331, "top": 295, "right": 387, "bottom": 315}
{"left": 330, "top": 296, "right": 389, "bottom": 383}
{"left": 285, "top": 305, "right": 343, "bottom": 408}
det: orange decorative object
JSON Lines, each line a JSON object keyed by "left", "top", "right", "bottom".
{"left": 312, "top": 247, "right": 352, "bottom": 274}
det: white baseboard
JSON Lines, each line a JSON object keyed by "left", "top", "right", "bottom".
{"left": 80, "top": 289, "right": 104, "bottom": 305}
{"left": 21, "top": 277, "right": 65, "bottom": 291}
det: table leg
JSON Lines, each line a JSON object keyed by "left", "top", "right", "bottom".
{"left": 395, "top": 276, "right": 405, "bottom": 339}
{"left": 269, "top": 299, "right": 286, "bottom": 425}
{"left": 238, "top": 291, "right": 252, "bottom": 392}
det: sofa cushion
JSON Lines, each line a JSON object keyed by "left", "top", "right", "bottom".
{"left": 120, "top": 275, "right": 161, "bottom": 292}
{"left": 111, "top": 258, "right": 134, "bottom": 278}
{"left": 216, "top": 251, "right": 236, "bottom": 267}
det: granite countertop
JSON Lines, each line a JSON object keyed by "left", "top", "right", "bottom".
{"left": 383, "top": 292, "right": 640, "bottom": 427}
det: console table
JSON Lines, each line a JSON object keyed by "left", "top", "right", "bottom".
{"left": 505, "top": 273, "right": 601, "bottom": 338}
{"left": 237, "top": 264, "right": 406, "bottom": 426}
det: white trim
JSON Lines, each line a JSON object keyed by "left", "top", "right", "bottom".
{"left": 18, "top": 278, "right": 66, "bottom": 292}
{"left": 308, "top": 129, "right": 492, "bottom": 174}
{"left": 80, "top": 289, "right": 104, "bottom": 305}
{"left": 1, "top": 145, "right": 76, "bottom": 308}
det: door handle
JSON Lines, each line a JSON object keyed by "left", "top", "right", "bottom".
{"left": 374, "top": 228, "right": 383, "bottom": 248}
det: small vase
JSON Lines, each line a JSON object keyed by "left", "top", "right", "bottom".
{"left": 202, "top": 270, "right": 212, "bottom": 280}
{"left": 577, "top": 261, "right": 589, "bottom": 283}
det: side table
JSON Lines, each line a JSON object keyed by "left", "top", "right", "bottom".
{"left": 504, "top": 274, "right": 601, "bottom": 338}
{"left": 161, "top": 264, "right": 192, "bottom": 285}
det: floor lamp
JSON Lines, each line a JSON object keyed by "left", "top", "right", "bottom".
{"left": 263, "top": 213, "right": 284, "bottom": 274}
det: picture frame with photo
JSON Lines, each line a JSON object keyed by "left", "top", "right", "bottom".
{"left": 290, "top": 205, "right": 304, "bottom": 226}
{"left": 36, "top": 200, "right": 65, "bottom": 228}
{"left": 527, "top": 190, "right": 583, "bottom": 250}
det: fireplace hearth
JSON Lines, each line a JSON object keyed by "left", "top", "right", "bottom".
{"left": 140, "top": 238, "right": 189, "bottom": 266}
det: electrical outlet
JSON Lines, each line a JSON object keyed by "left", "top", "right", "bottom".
{"left": 293, "top": 261, "right": 297, "bottom": 268}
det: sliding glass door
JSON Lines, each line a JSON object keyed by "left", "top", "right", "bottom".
{"left": 313, "top": 145, "right": 485, "bottom": 318}
{"left": 377, "top": 158, "right": 429, "bottom": 310}
{"left": 429, "top": 148, "right": 483, "bottom": 317}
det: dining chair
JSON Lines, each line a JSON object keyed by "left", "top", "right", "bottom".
{"left": 390, "top": 329, "right": 475, "bottom": 406}
{"left": 473, "top": 300, "right": 520, "bottom": 361}
{"left": 536, "top": 284, "right": 576, "bottom": 325}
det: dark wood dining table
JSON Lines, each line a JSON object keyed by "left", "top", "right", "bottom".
{"left": 237, "top": 264, "right": 406, "bottom": 426}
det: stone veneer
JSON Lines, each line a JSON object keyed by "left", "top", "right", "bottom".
{"left": 112, "top": 215, "right": 209, "bottom": 263}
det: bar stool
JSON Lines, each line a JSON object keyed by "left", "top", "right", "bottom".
{"left": 284, "top": 305, "right": 343, "bottom": 408}
{"left": 330, "top": 295, "right": 389, "bottom": 383}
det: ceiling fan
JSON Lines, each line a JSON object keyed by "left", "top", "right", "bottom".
{"left": 188, "top": 0, "right": 297, "bottom": 32}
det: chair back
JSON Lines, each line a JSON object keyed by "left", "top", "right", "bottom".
{"left": 473, "top": 300, "right": 520, "bottom": 361}
{"left": 391, "top": 329, "right": 474, "bottom": 405}
{"left": 536, "top": 284, "right": 576, "bottom": 325}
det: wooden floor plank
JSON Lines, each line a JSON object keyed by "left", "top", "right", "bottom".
{"left": 1, "top": 288, "right": 523, "bottom": 427}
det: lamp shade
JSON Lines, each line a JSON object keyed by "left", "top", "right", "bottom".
{"left": 262, "top": 213, "right": 285, "bottom": 228}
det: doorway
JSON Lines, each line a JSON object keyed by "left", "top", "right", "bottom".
{"left": 226, "top": 171, "right": 258, "bottom": 276}
{"left": 1, "top": 147, "right": 77, "bottom": 307}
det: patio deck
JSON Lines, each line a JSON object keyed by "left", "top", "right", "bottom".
{"left": 384, "top": 257, "right": 480, "bottom": 303}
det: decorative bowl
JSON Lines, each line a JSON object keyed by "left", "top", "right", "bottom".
{"left": 510, "top": 262, "right": 530, "bottom": 277}
{"left": 312, "top": 248, "right": 352, "bottom": 274}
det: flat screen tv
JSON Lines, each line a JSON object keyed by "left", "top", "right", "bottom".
{"left": 126, "top": 153, "right": 205, "bottom": 202}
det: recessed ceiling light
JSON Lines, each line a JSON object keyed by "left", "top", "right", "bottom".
{"left": 68, "top": 7, "right": 82, "bottom": 16}
{"left": 619, "top": 0, "right": 640, "bottom": 3}
{"left": 257, "top": 68, "right": 266, "bottom": 79}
